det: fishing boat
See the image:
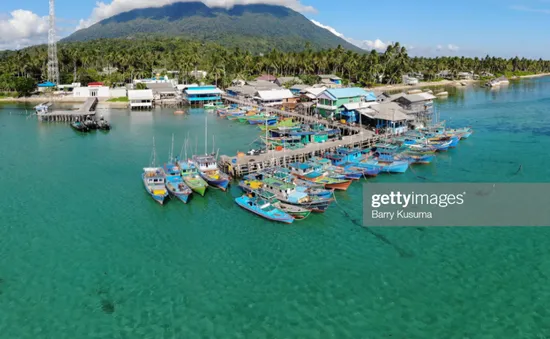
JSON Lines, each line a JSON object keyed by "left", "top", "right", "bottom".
{"left": 257, "top": 168, "right": 334, "bottom": 199}
{"left": 83, "top": 117, "right": 98, "bottom": 130}
{"left": 361, "top": 144, "right": 409, "bottom": 173}
{"left": 288, "top": 162, "right": 352, "bottom": 190}
{"left": 204, "top": 101, "right": 227, "bottom": 110}
{"left": 142, "top": 167, "right": 169, "bottom": 205}
{"left": 248, "top": 116, "right": 278, "bottom": 125}
{"left": 398, "top": 150, "right": 436, "bottom": 164}
{"left": 35, "top": 102, "right": 51, "bottom": 115}
{"left": 447, "top": 127, "right": 473, "bottom": 139}
{"left": 258, "top": 118, "right": 300, "bottom": 131}
{"left": 164, "top": 162, "right": 192, "bottom": 203}
{"left": 260, "top": 177, "right": 333, "bottom": 212}
{"left": 143, "top": 138, "right": 169, "bottom": 205}
{"left": 429, "top": 139, "right": 452, "bottom": 152}
{"left": 235, "top": 194, "right": 294, "bottom": 224}
{"left": 97, "top": 116, "right": 111, "bottom": 130}
{"left": 179, "top": 161, "right": 209, "bottom": 196}
{"left": 309, "top": 157, "right": 363, "bottom": 180}
{"left": 193, "top": 155, "right": 230, "bottom": 191}
{"left": 71, "top": 120, "right": 89, "bottom": 132}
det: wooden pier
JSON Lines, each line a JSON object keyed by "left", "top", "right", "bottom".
{"left": 37, "top": 97, "right": 98, "bottom": 122}
{"left": 220, "top": 132, "right": 382, "bottom": 178}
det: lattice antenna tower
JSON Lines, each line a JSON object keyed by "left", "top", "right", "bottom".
{"left": 48, "top": 0, "right": 60, "bottom": 85}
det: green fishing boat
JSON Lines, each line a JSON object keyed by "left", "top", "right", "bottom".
{"left": 259, "top": 118, "right": 300, "bottom": 131}
{"left": 179, "top": 161, "right": 209, "bottom": 196}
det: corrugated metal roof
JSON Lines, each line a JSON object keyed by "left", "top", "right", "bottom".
{"left": 256, "top": 89, "right": 294, "bottom": 100}
{"left": 366, "top": 102, "right": 413, "bottom": 121}
{"left": 324, "top": 88, "right": 370, "bottom": 99}
{"left": 128, "top": 90, "right": 154, "bottom": 100}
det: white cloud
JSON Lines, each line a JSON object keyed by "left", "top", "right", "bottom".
{"left": 448, "top": 44, "right": 459, "bottom": 52}
{"left": 78, "top": 0, "right": 317, "bottom": 30}
{"left": 310, "top": 19, "right": 390, "bottom": 52}
{"left": 0, "top": 10, "right": 49, "bottom": 49}
{"left": 310, "top": 19, "right": 345, "bottom": 39}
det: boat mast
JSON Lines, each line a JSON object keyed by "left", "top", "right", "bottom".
{"left": 151, "top": 136, "right": 157, "bottom": 167}
{"left": 204, "top": 114, "right": 208, "bottom": 155}
{"left": 170, "top": 133, "right": 174, "bottom": 161}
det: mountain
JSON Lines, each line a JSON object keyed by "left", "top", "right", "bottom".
{"left": 63, "top": 2, "right": 363, "bottom": 53}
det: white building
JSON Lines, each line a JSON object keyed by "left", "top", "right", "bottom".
{"left": 128, "top": 90, "right": 154, "bottom": 109}
{"left": 255, "top": 89, "right": 296, "bottom": 107}
{"left": 72, "top": 86, "right": 127, "bottom": 98}
{"left": 73, "top": 86, "right": 110, "bottom": 98}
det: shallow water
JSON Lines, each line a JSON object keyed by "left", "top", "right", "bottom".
{"left": 1, "top": 77, "right": 550, "bottom": 338}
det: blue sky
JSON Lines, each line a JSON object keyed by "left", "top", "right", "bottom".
{"left": 1, "top": 0, "right": 549, "bottom": 58}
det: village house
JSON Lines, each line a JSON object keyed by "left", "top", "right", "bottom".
{"left": 145, "top": 82, "right": 178, "bottom": 101}
{"left": 299, "top": 87, "right": 326, "bottom": 102}
{"left": 361, "top": 102, "right": 413, "bottom": 135}
{"left": 318, "top": 74, "right": 343, "bottom": 88}
{"left": 226, "top": 80, "right": 281, "bottom": 98}
{"left": 315, "top": 88, "right": 374, "bottom": 118}
{"left": 256, "top": 74, "right": 277, "bottom": 83}
{"left": 289, "top": 84, "right": 309, "bottom": 95}
{"left": 275, "top": 77, "right": 303, "bottom": 87}
{"left": 391, "top": 92, "right": 436, "bottom": 121}
{"left": 128, "top": 90, "right": 154, "bottom": 109}
{"left": 436, "top": 70, "right": 452, "bottom": 80}
{"left": 254, "top": 89, "right": 297, "bottom": 109}
{"left": 457, "top": 71, "right": 474, "bottom": 80}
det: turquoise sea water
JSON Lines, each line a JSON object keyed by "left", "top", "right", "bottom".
{"left": 1, "top": 77, "right": 550, "bottom": 338}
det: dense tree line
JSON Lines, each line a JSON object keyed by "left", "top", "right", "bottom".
{"left": 1, "top": 37, "right": 549, "bottom": 95}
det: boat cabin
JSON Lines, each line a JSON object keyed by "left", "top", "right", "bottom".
{"left": 143, "top": 168, "right": 166, "bottom": 187}
{"left": 193, "top": 155, "right": 219, "bottom": 172}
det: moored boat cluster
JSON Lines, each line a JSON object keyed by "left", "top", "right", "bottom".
{"left": 142, "top": 104, "right": 473, "bottom": 225}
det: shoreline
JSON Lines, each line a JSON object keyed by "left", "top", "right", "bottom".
{"left": 0, "top": 96, "right": 129, "bottom": 108}
{"left": 368, "top": 73, "right": 550, "bottom": 93}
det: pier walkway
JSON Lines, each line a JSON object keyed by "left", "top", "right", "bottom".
{"left": 222, "top": 95, "right": 363, "bottom": 135}
{"left": 37, "top": 97, "right": 98, "bottom": 122}
{"left": 220, "top": 132, "right": 382, "bottom": 178}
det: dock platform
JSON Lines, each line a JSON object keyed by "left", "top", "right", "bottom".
{"left": 37, "top": 97, "right": 98, "bottom": 122}
{"left": 220, "top": 132, "right": 382, "bottom": 178}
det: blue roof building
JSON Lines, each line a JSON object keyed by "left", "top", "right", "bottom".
{"left": 184, "top": 86, "right": 223, "bottom": 105}
{"left": 38, "top": 81, "right": 56, "bottom": 88}
{"left": 316, "top": 87, "right": 376, "bottom": 118}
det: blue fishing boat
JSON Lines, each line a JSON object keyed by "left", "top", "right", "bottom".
{"left": 164, "top": 162, "right": 192, "bottom": 203}
{"left": 248, "top": 117, "right": 278, "bottom": 125}
{"left": 309, "top": 157, "right": 363, "bottom": 180}
{"left": 344, "top": 164, "right": 381, "bottom": 177}
{"left": 362, "top": 144, "right": 409, "bottom": 173}
{"left": 235, "top": 195, "right": 294, "bottom": 224}
{"left": 429, "top": 139, "right": 452, "bottom": 152}
{"left": 398, "top": 151, "right": 436, "bottom": 164}
{"left": 192, "top": 155, "right": 230, "bottom": 191}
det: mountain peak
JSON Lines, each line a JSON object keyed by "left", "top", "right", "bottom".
{"left": 64, "top": 2, "right": 363, "bottom": 53}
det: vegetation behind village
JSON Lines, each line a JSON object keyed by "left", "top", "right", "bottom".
{"left": 1, "top": 37, "right": 550, "bottom": 97}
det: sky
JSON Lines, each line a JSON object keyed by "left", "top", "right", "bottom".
{"left": 1, "top": 0, "right": 549, "bottom": 58}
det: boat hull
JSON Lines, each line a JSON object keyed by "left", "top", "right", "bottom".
{"left": 235, "top": 198, "right": 294, "bottom": 224}
{"left": 142, "top": 177, "right": 168, "bottom": 205}
{"left": 200, "top": 173, "right": 230, "bottom": 191}
{"left": 323, "top": 180, "right": 352, "bottom": 191}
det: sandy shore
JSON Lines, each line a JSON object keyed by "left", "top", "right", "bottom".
{"left": 367, "top": 73, "right": 550, "bottom": 93}
{"left": 367, "top": 79, "right": 479, "bottom": 93}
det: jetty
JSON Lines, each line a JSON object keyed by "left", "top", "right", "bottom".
{"left": 220, "top": 131, "right": 382, "bottom": 178}
{"left": 37, "top": 97, "right": 98, "bottom": 122}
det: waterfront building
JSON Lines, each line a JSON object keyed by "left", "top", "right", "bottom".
{"left": 73, "top": 86, "right": 126, "bottom": 98}
{"left": 128, "top": 90, "right": 154, "bottom": 109}
{"left": 289, "top": 84, "right": 309, "bottom": 95}
{"left": 37, "top": 81, "right": 56, "bottom": 92}
{"left": 354, "top": 102, "right": 413, "bottom": 135}
{"left": 184, "top": 86, "right": 223, "bottom": 105}
{"left": 316, "top": 88, "right": 374, "bottom": 117}
{"left": 254, "top": 89, "right": 297, "bottom": 109}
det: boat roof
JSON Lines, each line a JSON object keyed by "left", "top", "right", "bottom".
{"left": 263, "top": 177, "right": 295, "bottom": 190}
{"left": 289, "top": 162, "right": 312, "bottom": 170}
{"left": 193, "top": 155, "right": 216, "bottom": 162}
